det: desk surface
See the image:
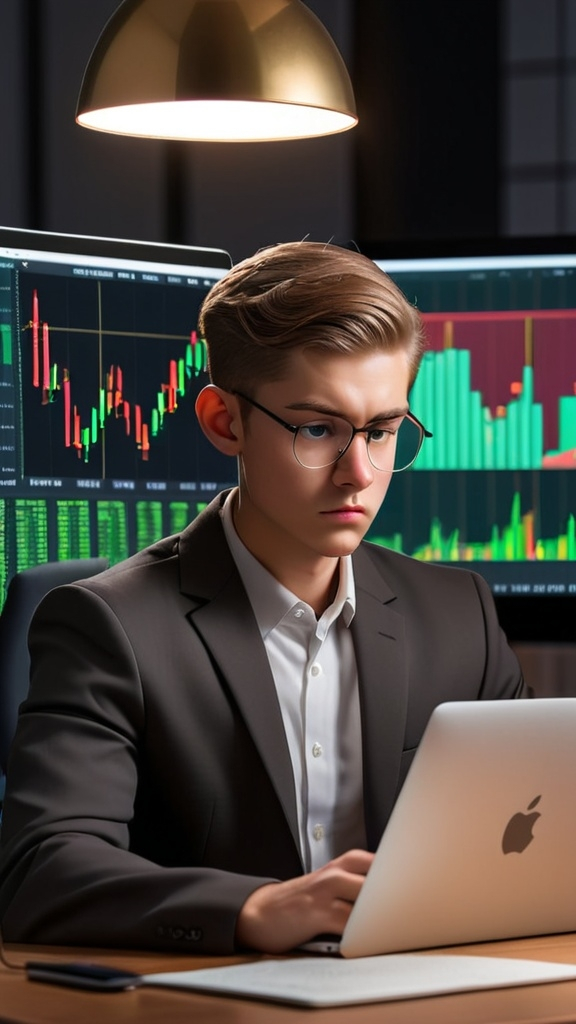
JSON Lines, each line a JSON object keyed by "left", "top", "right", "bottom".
{"left": 3, "top": 934, "right": 576, "bottom": 1024}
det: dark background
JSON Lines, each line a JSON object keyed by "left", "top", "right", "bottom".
{"left": 1, "top": 0, "right": 573, "bottom": 262}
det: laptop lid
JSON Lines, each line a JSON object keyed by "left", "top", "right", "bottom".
{"left": 340, "top": 698, "right": 576, "bottom": 958}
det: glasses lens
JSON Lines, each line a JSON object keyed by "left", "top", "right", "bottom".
{"left": 293, "top": 419, "right": 353, "bottom": 469}
{"left": 386, "top": 416, "right": 423, "bottom": 472}
{"left": 364, "top": 416, "right": 423, "bottom": 472}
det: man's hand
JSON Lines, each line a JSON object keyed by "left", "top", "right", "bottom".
{"left": 235, "top": 849, "right": 374, "bottom": 953}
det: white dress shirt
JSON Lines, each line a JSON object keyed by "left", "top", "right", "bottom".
{"left": 222, "top": 491, "right": 366, "bottom": 871}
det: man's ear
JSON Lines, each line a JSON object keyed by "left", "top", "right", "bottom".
{"left": 195, "top": 385, "right": 243, "bottom": 456}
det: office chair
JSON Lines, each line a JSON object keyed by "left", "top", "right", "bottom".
{"left": 0, "top": 558, "right": 108, "bottom": 800}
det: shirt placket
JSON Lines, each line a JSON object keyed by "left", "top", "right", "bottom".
{"left": 303, "top": 626, "right": 335, "bottom": 872}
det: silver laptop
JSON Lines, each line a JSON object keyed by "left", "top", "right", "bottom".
{"left": 324, "top": 697, "right": 576, "bottom": 958}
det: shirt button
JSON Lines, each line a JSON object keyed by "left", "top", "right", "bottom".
{"left": 310, "top": 663, "right": 321, "bottom": 677}
{"left": 313, "top": 824, "right": 325, "bottom": 841}
{"left": 312, "top": 742, "right": 323, "bottom": 758}
{"left": 294, "top": 608, "right": 305, "bottom": 618}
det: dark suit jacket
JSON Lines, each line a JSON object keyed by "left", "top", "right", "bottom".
{"left": 0, "top": 492, "right": 525, "bottom": 952}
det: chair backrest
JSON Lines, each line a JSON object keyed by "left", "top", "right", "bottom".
{"left": 0, "top": 558, "right": 109, "bottom": 777}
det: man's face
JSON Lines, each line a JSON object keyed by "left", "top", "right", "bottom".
{"left": 233, "top": 346, "right": 412, "bottom": 575}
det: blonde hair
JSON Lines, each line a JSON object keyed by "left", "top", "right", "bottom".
{"left": 199, "top": 241, "right": 425, "bottom": 394}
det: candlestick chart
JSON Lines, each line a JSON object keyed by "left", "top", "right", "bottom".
{"left": 0, "top": 268, "right": 235, "bottom": 602}
{"left": 18, "top": 274, "right": 226, "bottom": 483}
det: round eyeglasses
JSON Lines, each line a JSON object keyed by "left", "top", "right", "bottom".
{"left": 234, "top": 392, "right": 432, "bottom": 472}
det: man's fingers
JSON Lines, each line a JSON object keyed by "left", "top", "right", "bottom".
{"left": 236, "top": 848, "right": 375, "bottom": 953}
{"left": 331, "top": 848, "right": 374, "bottom": 875}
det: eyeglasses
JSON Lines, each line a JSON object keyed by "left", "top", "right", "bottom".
{"left": 234, "top": 391, "right": 432, "bottom": 472}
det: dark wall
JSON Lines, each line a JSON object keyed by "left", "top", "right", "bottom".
{"left": 354, "top": 0, "right": 501, "bottom": 245}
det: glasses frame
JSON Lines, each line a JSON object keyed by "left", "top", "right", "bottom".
{"left": 233, "top": 391, "right": 432, "bottom": 472}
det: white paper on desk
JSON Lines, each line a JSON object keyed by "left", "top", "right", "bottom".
{"left": 141, "top": 954, "right": 576, "bottom": 1007}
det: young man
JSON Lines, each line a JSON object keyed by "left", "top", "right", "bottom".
{"left": 0, "top": 242, "right": 525, "bottom": 954}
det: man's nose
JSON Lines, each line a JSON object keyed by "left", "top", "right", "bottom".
{"left": 331, "top": 433, "right": 374, "bottom": 487}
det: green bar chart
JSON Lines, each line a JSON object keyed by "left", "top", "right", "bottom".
{"left": 0, "top": 324, "right": 11, "bottom": 366}
{"left": 411, "top": 310, "right": 576, "bottom": 471}
{"left": 369, "top": 491, "right": 576, "bottom": 562}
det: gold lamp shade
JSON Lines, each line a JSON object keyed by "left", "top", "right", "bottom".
{"left": 76, "top": 0, "right": 358, "bottom": 142}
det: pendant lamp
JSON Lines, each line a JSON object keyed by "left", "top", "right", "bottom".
{"left": 76, "top": 0, "right": 357, "bottom": 142}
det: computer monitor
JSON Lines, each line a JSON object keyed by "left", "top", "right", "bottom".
{"left": 363, "top": 237, "right": 576, "bottom": 642}
{"left": 0, "top": 226, "right": 233, "bottom": 609}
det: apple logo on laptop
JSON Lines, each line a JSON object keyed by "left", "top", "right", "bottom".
{"left": 501, "top": 795, "right": 541, "bottom": 854}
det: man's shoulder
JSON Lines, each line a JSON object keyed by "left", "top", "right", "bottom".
{"left": 355, "top": 540, "right": 487, "bottom": 597}
{"left": 62, "top": 491, "right": 232, "bottom": 604}
{"left": 356, "top": 539, "right": 456, "bottom": 575}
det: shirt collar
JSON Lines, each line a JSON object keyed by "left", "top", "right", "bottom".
{"left": 221, "top": 488, "right": 356, "bottom": 639}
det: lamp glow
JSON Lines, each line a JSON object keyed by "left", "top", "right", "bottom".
{"left": 76, "top": 0, "right": 358, "bottom": 143}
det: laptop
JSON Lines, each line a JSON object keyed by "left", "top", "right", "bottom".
{"left": 311, "top": 697, "right": 576, "bottom": 958}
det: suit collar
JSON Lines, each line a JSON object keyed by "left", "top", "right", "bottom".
{"left": 352, "top": 541, "right": 397, "bottom": 604}
{"left": 178, "top": 491, "right": 237, "bottom": 600}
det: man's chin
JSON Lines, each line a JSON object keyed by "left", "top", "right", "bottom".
{"left": 319, "top": 528, "right": 371, "bottom": 559}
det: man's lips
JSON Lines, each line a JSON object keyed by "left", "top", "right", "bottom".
{"left": 320, "top": 506, "right": 365, "bottom": 518}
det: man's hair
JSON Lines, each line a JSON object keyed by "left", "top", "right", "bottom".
{"left": 199, "top": 241, "right": 426, "bottom": 394}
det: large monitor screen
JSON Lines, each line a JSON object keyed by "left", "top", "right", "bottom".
{"left": 0, "top": 226, "right": 233, "bottom": 608}
{"left": 364, "top": 238, "right": 576, "bottom": 641}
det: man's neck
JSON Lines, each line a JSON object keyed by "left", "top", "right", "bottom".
{"left": 276, "top": 560, "right": 340, "bottom": 618}
{"left": 230, "top": 495, "right": 340, "bottom": 616}
{"left": 244, "top": 543, "right": 340, "bottom": 618}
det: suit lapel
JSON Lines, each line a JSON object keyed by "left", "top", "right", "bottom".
{"left": 178, "top": 496, "right": 302, "bottom": 864}
{"left": 177, "top": 497, "right": 409, "bottom": 861}
{"left": 352, "top": 545, "right": 409, "bottom": 851}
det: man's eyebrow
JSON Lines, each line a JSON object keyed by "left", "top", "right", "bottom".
{"left": 285, "top": 401, "right": 409, "bottom": 422}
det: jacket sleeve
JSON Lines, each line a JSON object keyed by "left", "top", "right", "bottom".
{"left": 0, "top": 581, "right": 280, "bottom": 953}
{"left": 470, "top": 568, "right": 528, "bottom": 701}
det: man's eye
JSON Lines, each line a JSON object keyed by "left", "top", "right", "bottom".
{"left": 368, "top": 426, "right": 393, "bottom": 443}
{"left": 299, "top": 423, "right": 332, "bottom": 441}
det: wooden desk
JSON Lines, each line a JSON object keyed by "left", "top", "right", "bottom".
{"left": 3, "top": 935, "right": 576, "bottom": 1024}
